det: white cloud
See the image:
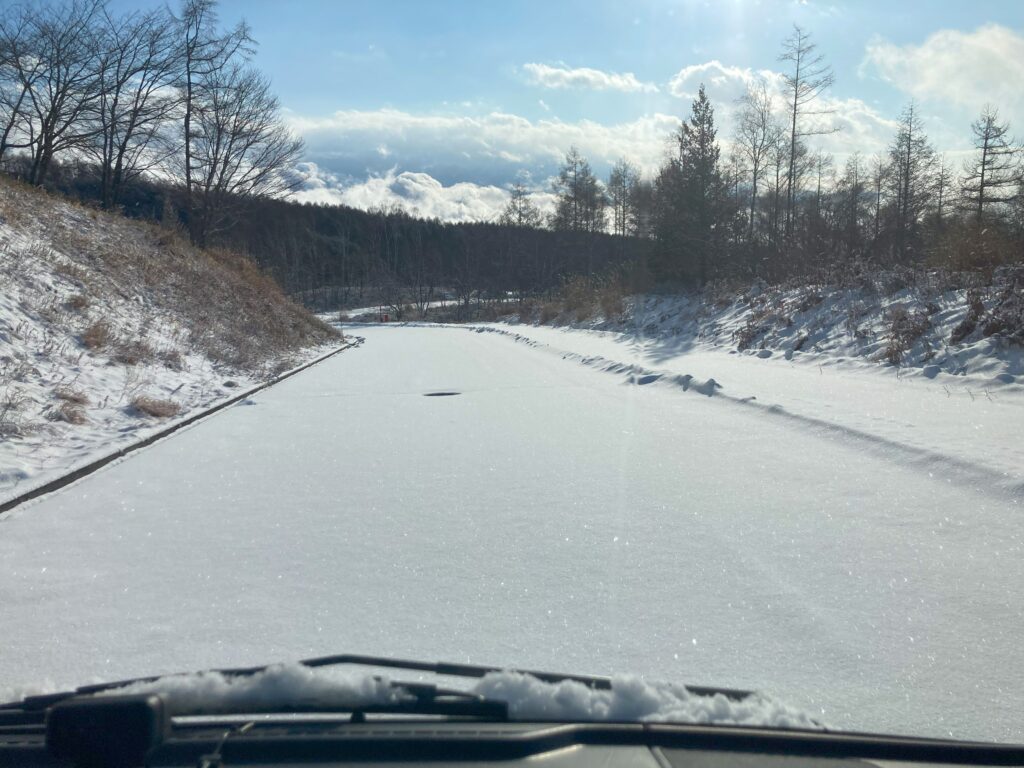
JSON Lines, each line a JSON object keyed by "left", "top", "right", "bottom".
{"left": 522, "top": 62, "right": 659, "bottom": 93}
{"left": 668, "top": 60, "right": 780, "bottom": 102}
{"left": 668, "top": 59, "right": 898, "bottom": 159}
{"left": 861, "top": 25, "right": 1024, "bottom": 128}
{"left": 288, "top": 162, "right": 528, "bottom": 223}
{"left": 287, "top": 108, "right": 681, "bottom": 183}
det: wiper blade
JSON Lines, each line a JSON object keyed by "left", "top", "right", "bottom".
{"left": 0, "top": 653, "right": 751, "bottom": 713}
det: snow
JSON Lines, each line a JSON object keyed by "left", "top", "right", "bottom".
{"left": 465, "top": 318, "right": 1024, "bottom": 498}
{"left": 101, "top": 664, "right": 407, "bottom": 715}
{"left": 1, "top": 325, "right": 1022, "bottom": 744}
{"left": 0, "top": 183, "right": 334, "bottom": 505}
{"left": 92, "top": 664, "right": 820, "bottom": 729}
{"left": 474, "top": 672, "right": 820, "bottom": 728}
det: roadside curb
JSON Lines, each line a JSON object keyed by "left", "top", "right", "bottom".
{"left": 0, "top": 337, "right": 364, "bottom": 517}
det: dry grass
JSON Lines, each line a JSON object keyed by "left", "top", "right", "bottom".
{"left": 65, "top": 293, "right": 90, "bottom": 311}
{"left": 158, "top": 349, "right": 184, "bottom": 370}
{"left": 0, "top": 381, "right": 28, "bottom": 437}
{"left": 539, "top": 302, "right": 561, "bottom": 324}
{"left": 47, "top": 400, "right": 87, "bottom": 425}
{"left": 53, "top": 260, "right": 90, "bottom": 288}
{"left": 0, "top": 173, "right": 337, "bottom": 379}
{"left": 885, "top": 306, "right": 931, "bottom": 365}
{"left": 112, "top": 339, "right": 154, "bottom": 366}
{"left": 81, "top": 321, "right": 112, "bottom": 350}
{"left": 54, "top": 386, "right": 89, "bottom": 405}
{"left": 130, "top": 395, "right": 180, "bottom": 418}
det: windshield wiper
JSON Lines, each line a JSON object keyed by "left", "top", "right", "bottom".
{"left": 0, "top": 652, "right": 752, "bottom": 714}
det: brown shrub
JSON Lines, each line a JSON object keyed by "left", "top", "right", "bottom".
{"left": 885, "top": 306, "right": 930, "bottom": 364}
{"left": 66, "top": 293, "right": 90, "bottom": 311}
{"left": 599, "top": 289, "right": 625, "bottom": 320}
{"left": 54, "top": 386, "right": 89, "bottom": 405}
{"left": 517, "top": 300, "right": 536, "bottom": 324}
{"left": 53, "top": 261, "right": 89, "bottom": 287}
{"left": 0, "top": 387, "right": 27, "bottom": 437}
{"left": 735, "top": 312, "right": 772, "bottom": 351}
{"left": 159, "top": 349, "right": 185, "bottom": 370}
{"left": 574, "top": 302, "right": 595, "bottom": 322}
{"left": 539, "top": 302, "right": 561, "bottom": 324}
{"left": 950, "top": 289, "right": 984, "bottom": 345}
{"left": 112, "top": 339, "right": 154, "bottom": 365}
{"left": 130, "top": 396, "right": 180, "bottom": 418}
{"left": 47, "top": 401, "right": 87, "bottom": 425}
{"left": 82, "top": 321, "right": 112, "bottom": 349}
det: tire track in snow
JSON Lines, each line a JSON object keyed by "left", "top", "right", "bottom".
{"left": 468, "top": 324, "right": 1024, "bottom": 501}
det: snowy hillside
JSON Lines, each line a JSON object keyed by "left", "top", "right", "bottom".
{"left": 520, "top": 271, "right": 1024, "bottom": 384}
{"left": 473, "top": 273, "right": 1024, "bottom": 497}
{"left": 0, "top": 177, "right": 338, "bottom": 503}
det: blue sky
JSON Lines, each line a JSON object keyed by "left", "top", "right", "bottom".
{"left": 112, "top": 0, "right": 1024, "bottom": 220}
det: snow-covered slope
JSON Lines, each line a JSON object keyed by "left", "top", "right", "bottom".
{"left": 524, "top": 273, "right": 1023, "bottom": 384}
{"left": 0, "top": 177, "right": 337, "bottom": 503}
{"left": 487, "top": 275, "right": 1024, "bottom": 497}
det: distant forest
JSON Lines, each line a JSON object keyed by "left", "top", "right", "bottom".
{"left": 2, "top": 0, "right": 1021, "bottom": 315}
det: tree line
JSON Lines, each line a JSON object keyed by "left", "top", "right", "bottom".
{"left": 3, "top": 9, "right": 1021, "bottom": 311}
{"left": 507, "top": 26, "right": 1023, "bottom": 286}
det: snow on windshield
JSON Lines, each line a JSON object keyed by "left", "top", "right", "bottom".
{"left": 100, "top": 664, "right": 409, "bottom": 715}
{"left": 474, "top": 672, "right": 821, "bottom": 728}
{"left": 99, "top": 664, "right": 822, "bottom": 729}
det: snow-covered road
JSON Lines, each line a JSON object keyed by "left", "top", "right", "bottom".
{"left": 1, "top": 325, "right": 1021, "bottom": 742}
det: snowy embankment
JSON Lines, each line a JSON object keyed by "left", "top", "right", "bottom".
{"left": 0, "top": 178, "right": 337, "bottom": 504}
{"left": 483, "top": 281, "right": 1024, "bottom": 498}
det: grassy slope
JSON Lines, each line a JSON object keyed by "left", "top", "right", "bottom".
{"left": 0, "top": 176, "right": 338, "bottom": 498}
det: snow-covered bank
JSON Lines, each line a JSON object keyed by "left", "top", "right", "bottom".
{"left": 0, "top": 178, "right": 337, "bottom": 504}
{"left": 525, "top": 273, "right": 1024, "bottom": 385}
{"left": 468, "top": 322, "right": 1024, "bottom": 498}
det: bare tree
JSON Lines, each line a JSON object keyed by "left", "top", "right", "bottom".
{"left": 88, "top": 6, "right": 180, "bottom": 208}
{"left": 498, "top": 181, "right": 543, "bottom": 228}
{"left": 961, "top": 106, "right": 1020, "bottom": 224}
{"left": 0, "top": 6, "right": 44, "bottom": 164}
{"left": 886, "top": 101, "right": 935, "bottom": 255}
{"left": 778, "top": 25, "right": 835, "bottom": 238}
{"left": 734, "top": 79, "right": 783, "bottom": 241}
{"left": 870, "top": 152, "right": 887, "bottom": 243}
{"left": 551, "top": 146, "right": 606, "bottom": 234}
{"left": 627, "top": 177, "right": 654, "bottom": 238}
{"left": 173, "top": 0, "right": 252, "bottom": 236}
{"left": 934, "top": 153, "right": 953, "bottom": 223}
{"left": 187, "top": 62, "right": 303, "bottom": 245}
{"left": 835, "top": 152, "right": 867, "bottom": 254}
{"left": 607, "top": 157, "right": 639, "bottom": 237}
{"left": 21, "top": 0, "right": 106, "bottom": 185}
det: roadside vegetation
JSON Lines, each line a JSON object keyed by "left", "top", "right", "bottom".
{"left": 0, "top": 174, "right": 335, "bottom": 487}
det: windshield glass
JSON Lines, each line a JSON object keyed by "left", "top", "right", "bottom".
{"left": 0, "top": 0, "right": 1022, "bottom": 747}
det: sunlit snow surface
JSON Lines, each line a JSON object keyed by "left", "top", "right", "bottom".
{"left": 2, "top": 325, "right": 1022, "bottom": 743}
{"left": 95, "top": 663, "right": 820, "bottom": 729}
